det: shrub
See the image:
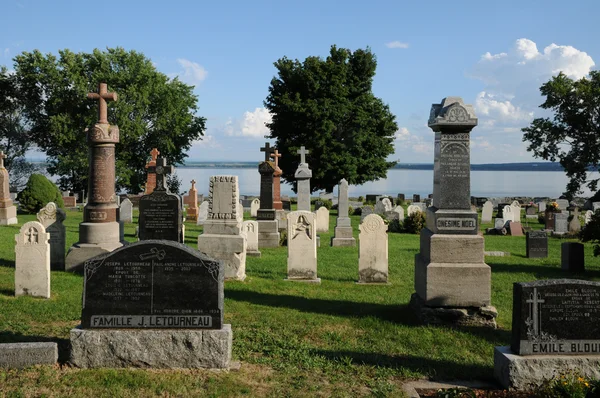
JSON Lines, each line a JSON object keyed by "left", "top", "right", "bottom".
{"left": 353, "top": 207, "right": 363, "bottom": 216}
{"left": 321, "top": 199, "right": 333, "bottom": 210}
{"left": 404, "top": 211, "right": 426, "bottom": 234}
{"left": 357, "top": 195, "right": 364, "bottom": 202}
{"left": 348, "top": 205, "right": 353, "bottom": 217}
{"left": 17, "top": 174, "right": 64, "bottom": 214}
{"left": 580, "top": 209, "right": 600, "bottom": 256}
{"left": 532, "top": 371, "right": 598, "bottom": 398}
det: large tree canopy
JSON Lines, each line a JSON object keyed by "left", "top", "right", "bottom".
{"left": 13, "top": 47, "right": 206, "bottom": 193}
{"left": 264, "top": 45, "right": 398, "bottom": 192}
{"left": 522, "top": 71, "right": 600, "bottom": 198}
{"left": 0, "top": 66, "right": 31, "bottom": 169}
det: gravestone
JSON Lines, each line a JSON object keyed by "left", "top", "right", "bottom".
{"left": 511, "top": 200, "right": 521, "bottom": 221}
{"left": 526, "top": 231, "right": 548, "bottom": 258}
{"left": 412, "top": 96, "right": 495, "bottom": 328}
{"left": 0, "top": 343, "right": 57, "bottom": 369}
{"left": 554, "top": 212, "right": 568, "bottom": 234}
{"left": 358, "top": 214, "right": 388, "bottom": 284}
{"left": 555, "top": 199, "right": 569, "bottom": 211}
{"left": 241, "top": 198, "right": 253, "bottom": 211}
{"left": 494, "top": 218, "right": 506, "bottom": 229}
{"left": 185, "top": 180, "right": 199, "bottom": 222}
{"left": 494, "top": 280, "right": 600, "bottom": 389}
{"left": 391, "top": 205, "right": 404, "bottom": 220}
{"left": 250, "top": 198, "right": 260, "bottom": 217}
{"left": 397, "top": 193, "right": 405, "bottom": 203}
{"left": 412, "top": 194, "right": 420, "bottom": 202}
{"left": 406, "top": 204, "right": 422, "bottom": 216}
{"left": 315, "top": 206, "right": 329, "bottom": 233}
{"left": 525, "top": 206, "right": 537, "bottom": 216}
{"left": 197, "top": 176, "right": 247, "bottom": 280}
{"left": 282, "top": 200, "right": 291, "bottom": 211}
{"left": 508, "top": 222, "right": 524, "bottom": 236}
{"left": 138, "top": 158, "right": 182, "bottom": 242}
{"left": 331, "top": 179, "right": 356, "bottom": 247}
{"left": 119, "top": 198, "right": 133, "bottom": 223}
{"left": 545, "top": 209, "right": 557, "bottom": 230}
{"left": 70, "top": 240, "right": 232, "bottom": 369}
{"left": 144, "top": 148, "right": 160, "bottom": 194}
{"left": 481, "top": 201, "right": 493, "bottom": 223}
{"left": 242, "top": 220, "right": 260, "bottom": 257}
{"left": 585, "top": 210, "right": 593, "bottom": 225}
{"left": 257, "top": 143, "right": 280, "bottom": 247}
{"left": 66, "top": 83, "right": 124, "bottom": 272}
{"left": 360, "top": 206, "right": 374, "bottom": 222}
{"left": 568, "top": 208, "right": 581, "bottom": 233}
{"left": 295, "top": 146, "right": 312, "bottom": 211}
{"left": 414, "top": 202, "right": 427, "bottom": 212}
{"left": 502, "top": 205, "right": 514, "bottom": 222}
{"left": 537, "top": 201, "right": 546, "bottom": 212}
{"left": 271, "top": 149, "right": 283, "bottom": 210}
{"left": 15, "top": 221, "right": 50, "bottom": 298}
{"left": 561, "top": 242, "right": 584, "bottom": 272}
{"left": 285, "top": 211, "right": 319, "bottom": 282}
{"left": 496, "top": 203, "right": 510, "bottom": 218}
{"left": 37, "top": 202, "right": 66, "bottom": 271}
{"left": 62, "top": 196, "right": 77, "bottom": 208}
{"left": 196, "top": 201, "right": 209, "bottom": 225}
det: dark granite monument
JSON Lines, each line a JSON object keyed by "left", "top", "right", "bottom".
{"left": 526, "top": 231, "right": 548, "bottom": 258}
{"left": 561, "top": 242, "right": 585, "bottom": 272}
{"left": 412, "top": 194, "right": 421, "bottom": 203}
{"left": 494, "top": 279, "right": 600, "bottom": 389}
{"left": 138, "top": 157, "right": 183, "bottom": 242}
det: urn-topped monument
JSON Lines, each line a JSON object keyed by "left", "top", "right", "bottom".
{"left": 66, "top": 83, "right": 126, "bottom": 271}
{"left": 411, "top": 97, "right": 496, "bottom": 327}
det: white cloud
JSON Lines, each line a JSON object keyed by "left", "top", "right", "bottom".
{"left": 224, "top": 108, "right": 272, "bottom": 138}
{"left": 192, "top": 133, "right": 218, "bottom": 148}
{"left": 395, "top": 127, "right": 410, "bottom": 140}
{"left": 394, "top": 126, "right": 432, "bottom": 155}
{"left": 176, "top": 58, "right": 208, "bottom": 85}
{"left": 385, "top": 41, "right": 409, "bottom": 49}
{"left": 475, "top": 91, "right": 533, "bottom": 124}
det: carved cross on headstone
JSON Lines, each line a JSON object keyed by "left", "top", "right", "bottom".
{"left": 526, "top": 287, "right": 545, "bottom": 336}
{"left": 147, "top": 157, "right": 174, "bottom": 191}
{"left": 260, "top": 142, "right": 275, "bottom": 162}
{"left": 270, "top": 149, "right": 282, "bottom": 169}
{"left": 87, "top": 83, "right": 118, "bottom": 124}
{"left": 25, "top": 227, "right": 38, "bottom": 244}
{"left": 0, "top": 151, "right": 6, "bottom": 169}
{"left": 296, "top": 146, "right": 310, "bottom": 164}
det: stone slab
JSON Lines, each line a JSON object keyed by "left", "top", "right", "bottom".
{"left": 494, "top": 346, "right": 600, "bottom": 390}
{"left": 0, "top": 342, "right": 58, "bottom": 368}
{"left": 70, "top": 325, "right": 232, "bottom": 369}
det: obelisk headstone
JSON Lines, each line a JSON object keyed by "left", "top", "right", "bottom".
{"left": 66, "top": 83, "right": 125, "bottom": 272}
{"left": 185, "top": 179, "right": 199, "bottom": 222}
{"left": 295, "top": 146, "right": 312, "bottom": 211}
{"left": 412, "top": 97, "right": 496, "bottom": 327}
{"left": 271, "top": 149, "right": 283, "bottom": 211}
{"left": 257, "top": 143, "right": 280, "bottom": 247}
{"left": 144, "top": 148, "right": 160, "bottom": 194}
{"left": 0, "top": 151, "right": 17, "bottom": 225}
{"left": 331, "top": 179, "right": 356, "bottom": 247}
{"left": 37, "top": 202, "right": 66, "bottom": 271}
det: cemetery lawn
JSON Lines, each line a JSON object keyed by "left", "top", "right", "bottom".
{"left": 1, "top": 209, "right": 599, "bottom": 397}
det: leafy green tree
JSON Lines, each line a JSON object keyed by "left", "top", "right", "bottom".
{"left": 264, "top": 45, "right": 398, "bottom": 192}
{"left": 0, "top": 66, "right": 32, "bottom": 169}
{"left": 12, "top": 48, "right": 206, "bottom": 193}
{"left": 522, "top": 71, "right": 600, "bottom": 199}
{"left": 9, "top": 158, "right": 47, "bottom": 192}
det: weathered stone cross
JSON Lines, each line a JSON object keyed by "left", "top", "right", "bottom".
{"left": 270, "top": 149, "right": 282, "bottom": 169}
{"left": 26, "top": 227, "right": 38, "bottom": 243}
{"left": 296, "top": 146, "right": 310, "bottom": 164}
{"left": 191, "top": 179, "right": 196, "bottom": 190}
{"left": 147, "top": 157, "right": 174, "bottom": 191}
{"left": 260, "top": 142, "right": 275, "bottom": 162}
{"left": 149, "top": 148, "right": 160, "bottom": 163}
{"left": 0, "top": 151, "right": 6, "bottom": 169}
{"left": 87, "top": 83, "right": 118, "bottom": 124}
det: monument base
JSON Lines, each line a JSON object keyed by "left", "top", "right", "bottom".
{"left": 257, "top": 220, "right": 280, "bottom": 248}
{"left": 275, "top": 210, "right": 287, "bottom": 231}
{"left": 410, "top": 293, "right": 497, "bottom": 328}
{"left": 284, "top": 278, "right": 321, "bottom": 284}
{"left": 493, "top": 346, "right": 600, "bottom": 390}
{"left": 246, "top": 250, "right": 262, "bottom": 257}
{"left": 197, "top": 234, "right": 246, "bottom": 281}
{"left": 70, "top": 325, "right": 232, "bottom": 369}
{"left": 0, "top": 205, "right": 17, "bottom": 225}
{"left": 331, "top": 225, "right": 355, "bottom": 247}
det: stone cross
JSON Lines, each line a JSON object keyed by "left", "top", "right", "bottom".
{"left": 150, "top": 148, "right": 160, "bottom": 163}
{"left": 297, "top": 146, "right": 310, "bottom": 164}
{"left": 526, "top": 288, "right": 545, "bottom": 336}
{"left": 270, "top": 149, "right": 282, "bottom": 169}
{"left": 260, "top": 142, "right": 275, "bottom": 162}
{"left": 87, "top": 83, "right": 118, "bottom": 124}
{"left": 147, "top": 157, "right": 174, "bottom": 191}
{"left": 191, "top": 179, "right": 196, "bottom": 190}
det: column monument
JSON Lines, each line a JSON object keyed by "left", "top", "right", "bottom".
{"left": 295, "top": 146, "right": 312, "bottom": 211}
{"left": 0, "top": 151, "right": 17, "bottom": 225}
{"left": 257, "top": 143, "right": 280, "bottom": 247}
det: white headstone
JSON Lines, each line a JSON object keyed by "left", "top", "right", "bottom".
{"left": 196, "top": 201, "right": 209, "bottom": 225}
{"left": 250, "top": 198, "right": 260, "bottom": 217}
{"left": 585, "top": 210, "right": 593, "bottom": 225}
{"left": 119, "top": 198, "right": 133, "bottom": 223}
{"left": 510, "top": 202, "right": 521, "bottom": 222}
{"left": 237, "top": 203, "right": 244, "bottom": 219}
{"left": 556, "top": 199, "right": 569, "bottom": 211}
{"left": 481, "top": 201, "right": 493, "bottom": 223}
{"left": 537, "top": 201, "right": 546, "bottom": 212}
{"left": 15, "top": 221, "right": 51, "bottom": 298}
{"left": 315, "top": 206, "right": 329, "bottom": 233}
{"left": 242, "top": 220, "right": 259, "bottom": 254}
{"left": 36, "top": 202, "right": 66, "bottom": 271}
{"left": 407, "top": 204, "right": 422, "bottom": 216}
{"left": 358, "top": 214, "right": 388, "bottom": 283}
{"left": 502, "top": 205, "right": 514, "bottom": 222}
{"left": 494, "top": 218, "right": 506, "bottom": 229}
{"left": 286, "top": 211, "right": 318, "bottom": 281}
{"left": 374, "top": 198, "right": 392, "bottom": 214}
{"left": 392, "top": 205, "right": 404, "bottom": 220}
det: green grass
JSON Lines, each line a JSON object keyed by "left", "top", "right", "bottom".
{"left": 0, "top": 207, "right": 598, "bottom": 397}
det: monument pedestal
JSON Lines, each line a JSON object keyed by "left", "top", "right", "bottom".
{"left": 198, "top": 234, "right": 246, "bottom": 281}
{"left": 70, "top": 325, "right": 232, "bottom": 369}
{"left": 66, "top": 222, "right": 124, "bottom": 272}
{"left": 331, "top": 219, "right": 356, "bottom": 247}
{"left": 257, "top": 220, "right": 280, "bottom": 248}
{"left": 0, "top": 205, "right": 17, "bottom": 225}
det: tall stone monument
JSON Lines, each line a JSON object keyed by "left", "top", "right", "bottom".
{"left": 271, "top": 149, "right": 283, "bottom": 211}
{"left": 66, "top": 83, "right": 124, "bottom": 272}
{"left": 197, "top": 175, "right": 247, "bottom": 280}
{"left": 411, "top": 97, "right": 496, "bottom": 327}
{"left": 0, "top": 151, "right": 17, "bottom": 225}
{"left": 144, "top": 148, "right": 160, "bottom": 194}
{"left": 331, "top": 179, "right": 356, "bottom": 247}
{"left": 185, "top": 179, "right": 199, "bottom": 222}
{"left": 257, "top": 143, "right": 279, "bottom": 247}
{"left": 295, "top": 146, "right": 312, "bottom": 211}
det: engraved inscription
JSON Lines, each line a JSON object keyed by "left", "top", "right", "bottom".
{"left": 436, "top": 218, "right": 476, "bottom": 231}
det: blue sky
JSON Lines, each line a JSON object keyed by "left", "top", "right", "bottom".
{"left": 1, "top": 0, "right": 598, "bottom": 164}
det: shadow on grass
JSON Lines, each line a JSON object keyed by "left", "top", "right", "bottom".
{"left": 226, "top": 290, "right": 510, "bottom": 344}
{"left": 488, "top": 262, "right": 600, "bottom": 278}
{"left": 0, "top": 330, "right": 71, "bottom": 364}
{"left": 310, "top": 348, "right": 494, "bottom": 381}
{"left": 0, "top": 288, "right": 14, "bottom": 296}
{"left": 0, "top": 258, "right": 14, "bottom": 268}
